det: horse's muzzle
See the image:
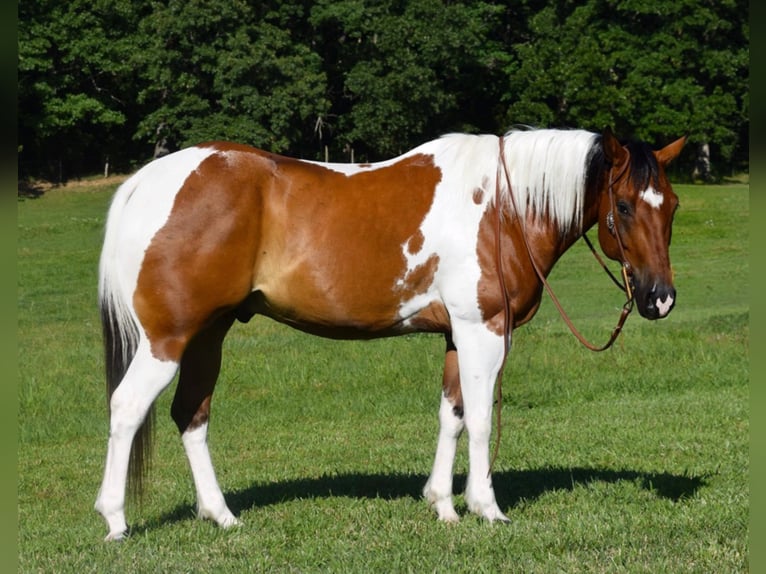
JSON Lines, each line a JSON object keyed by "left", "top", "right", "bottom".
{"left": 635, "top": 281, "right": 676, "bottom": 320}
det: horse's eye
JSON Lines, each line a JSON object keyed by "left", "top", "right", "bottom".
{"left": 616, "top": 201, "right": 631, "bottom": 216}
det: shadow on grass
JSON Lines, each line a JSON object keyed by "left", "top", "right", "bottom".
{"left": 143, "top": 466, "right": 705, "bottom": 532}
{"left": 18, "top": 180, "right": 47, "bottom": 198}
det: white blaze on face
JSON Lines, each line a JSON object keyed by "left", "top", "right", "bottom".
{"left": 656, "top": 293, "right": 674, "bottom": 317}
{"left": 640, "top": 185, "right": 664, "bottom": 209}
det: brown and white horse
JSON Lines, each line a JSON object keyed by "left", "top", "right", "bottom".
{"left": 95, "top": 127, "right": 685, "bottom": 540}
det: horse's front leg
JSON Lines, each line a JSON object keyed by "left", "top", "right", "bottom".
{"left": 424, "top": 336, "right": 464, "bottom": 522}
{"left": 453, "top": 320, "right": 509, "bottom": 522}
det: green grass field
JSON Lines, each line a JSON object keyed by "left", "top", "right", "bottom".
{"left": 17, "top": 179, "right": 748, "bottom": 573}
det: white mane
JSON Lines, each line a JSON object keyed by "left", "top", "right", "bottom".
{"left": 501, "top": 128, "right": 598, "bottom": 233}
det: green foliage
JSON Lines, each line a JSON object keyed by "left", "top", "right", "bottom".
{"left": 505, "top": 0, "right": 748, "bottom": 174}
{"left": 18, "top": 0, "right": 144, "bottom": 177}
{"left": 311, "top": 0, "right": 508, "bottom": 158}
{"left": 18, "top": 0, "right": 748, "bottom": 176}
{"left": 133, "top": 0, "right": 329, "bottom": 154}
{"left": 17, "top": 181, "right": 748, "bottom": 572}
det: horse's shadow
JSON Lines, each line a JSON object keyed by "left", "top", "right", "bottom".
{"left": 148, "top": 466, "right": 705, "bottom": 529}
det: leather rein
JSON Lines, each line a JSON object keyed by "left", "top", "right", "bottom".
{"left": 489, "top": 136, "right": 634, "bottom": 471}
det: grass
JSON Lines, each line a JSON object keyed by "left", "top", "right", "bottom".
{"left": 17, "top": 180, "right": 748, "bottom": 572}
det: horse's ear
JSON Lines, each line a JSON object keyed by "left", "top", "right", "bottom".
{"left": 601, "top": 126, "right": 627, "bottom": 166}
{"left": 655, "top": 135, "right": 687, "bottom": 166}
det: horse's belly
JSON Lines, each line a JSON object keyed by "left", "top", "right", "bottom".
{"left": 250, "top": 257, "right": 448, "bottom": 338}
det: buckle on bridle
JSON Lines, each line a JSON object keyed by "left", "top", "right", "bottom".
{"left": 621, "top": 263, "right": 634, "bottom": 302}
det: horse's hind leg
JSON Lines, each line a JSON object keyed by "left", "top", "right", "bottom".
{"left": 95, "top": 340, "right": 179, "bottom": 541}
{"left": 171, "top": 312, "right": 239, "bottom": 529}
{"left": 424, "top": 335, "right": 464, "bottom": 522}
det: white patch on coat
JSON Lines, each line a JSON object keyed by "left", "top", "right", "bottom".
{"left": 395, "top": 134, "right": 500, "bottom": 325}
{"left": 640, "top": 185, "right": 664, "bottom": 209}
{"left": 656, "top": 293, "right": 674, "bottom": 316}
{"left": 304, "top": 157, "right": 396, "bottom": 176}
{"left": 99, "top": 146, "right": 218, "bottom": 316}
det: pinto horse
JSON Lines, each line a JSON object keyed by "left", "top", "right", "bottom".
{"left": 95, "top": 127, "right": 685, "bottom": 540}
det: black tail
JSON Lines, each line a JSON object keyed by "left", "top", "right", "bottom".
{"left": 100, "top": 293, "right": 153, "bottom": 503}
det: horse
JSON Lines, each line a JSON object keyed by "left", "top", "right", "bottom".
{"left": 94, "top": 127, "right": 685, "bottom": 540}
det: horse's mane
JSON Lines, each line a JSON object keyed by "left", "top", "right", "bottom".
{"left": 500, "top": 128, "right": 601, "bottom": 233}
{"left": 624, "top": 140, "right": 661, "bottom": 191}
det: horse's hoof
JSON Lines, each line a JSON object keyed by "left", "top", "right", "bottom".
{"left": 104, "top": 528, "right": 128, "bottom": 542}
{"left": 219, "top": 515, "right": 242, "bottom": 529}
{"left": 483, "top": 507, "right": 510, "bottom": 523}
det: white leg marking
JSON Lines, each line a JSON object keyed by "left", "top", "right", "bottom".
{"left": 182, "top": 422, "right": 241, "bottom": 528}
{"left": 656, "top": 293, "right": 674, "bottom": 317}
{"left": 94, "top": 340, "right": 179, "bottom": 541}
{"left": 453, "top": 322, "right": 509, "bottom": 523}
{"left": 424, "top": 392, "right": 464, "bottom": 522}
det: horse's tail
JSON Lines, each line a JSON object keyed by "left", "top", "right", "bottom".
{"left": 98, "top": 177, "right": 153, "bottom": 502}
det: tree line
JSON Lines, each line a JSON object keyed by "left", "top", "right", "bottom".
{"left": 18, "top": 0, "right": 749, "bottom": 183}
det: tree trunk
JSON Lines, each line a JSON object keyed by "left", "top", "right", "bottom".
{"left": 693, "top": 142, "right": 712, "bottom": 182}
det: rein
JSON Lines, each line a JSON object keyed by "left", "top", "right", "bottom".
{"left": 490, "top": 147, "right": 513, "bottom": 473}
{"left": 489, "top": 137, "right": 634, "bottom": 472}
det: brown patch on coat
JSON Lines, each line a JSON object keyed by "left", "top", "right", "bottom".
{"left": 133, "top": 144, "right": 445, "bottom": 360}
{"left": 475, "top": 203, "right": 566, "bottom": 335}
{"left": 399, "top": 253, "right": 439, "bottom": 296}
{"left": 393, "top": 253, "right": 448, "bottom": 332}
{"left": 170, "top": 312, "right": 236, "bottom": 432}
{"left": 133, "top": 149, "right": 271, "bottom": 360}
{"left": 406, "top": 230, "right": 425, "bottom": 255}
{"left": 442, "top": 337, "right": 462, "bottom": 417}
{"left": 250, "top": 153, "right": 443, "bottom": 337}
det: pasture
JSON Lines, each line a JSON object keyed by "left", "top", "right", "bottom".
{"left": 18, "top": 178, "right": 747, "bottom": 572}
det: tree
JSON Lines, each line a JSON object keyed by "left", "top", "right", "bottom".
{"left": 503, "top": 0, "right": 749, "bottom": 179}
{"left": 133, "top": 0, "right": 330, "bottom": 158}
{"left": 310, "top": 0, "right": 508, "bottom": 160}
{"left": 17, "top": 0, "right": 748, "bottom": 179}
{"left": 18, "top": 0, "right": 146, "bottom": 179}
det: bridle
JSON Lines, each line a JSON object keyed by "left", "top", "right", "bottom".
{"left": 596, "top": 158, "right": 634, "bottom": 302}
{"left": 489, "top": 136, "right": 635, "bottom": 471}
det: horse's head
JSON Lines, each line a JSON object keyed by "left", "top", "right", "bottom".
{"left": 597, "top": 128, "right": 686, "bottom": 320}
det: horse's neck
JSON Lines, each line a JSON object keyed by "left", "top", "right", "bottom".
{"left": 535, "top": 186, "right": 603, "bottom": 270}
{"left": 578, "top": 185, "right": 603, "bottom": 240}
